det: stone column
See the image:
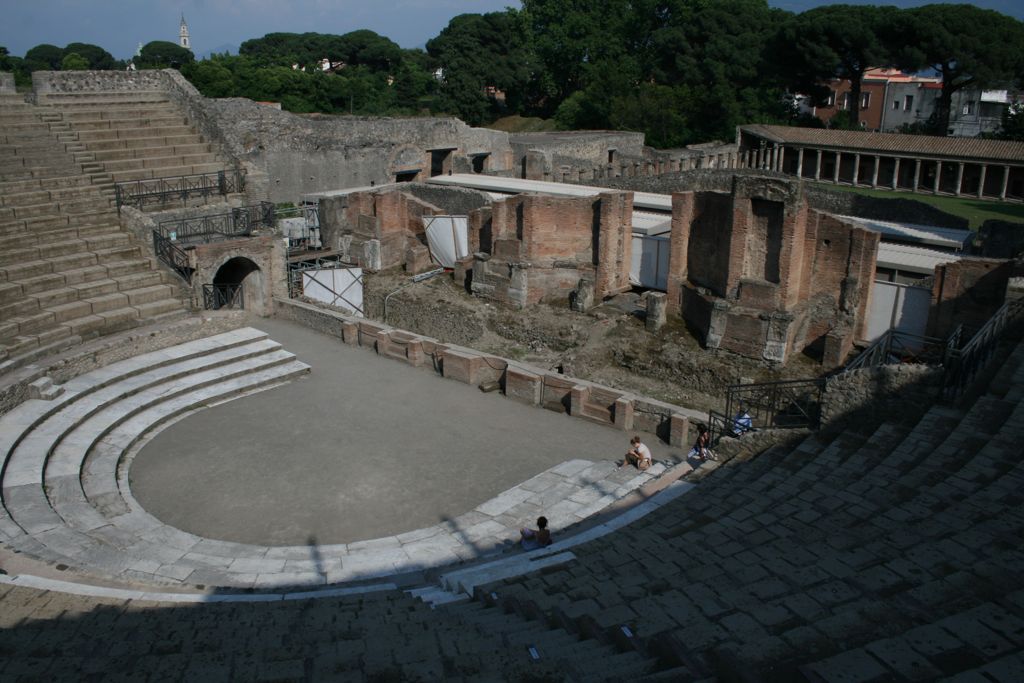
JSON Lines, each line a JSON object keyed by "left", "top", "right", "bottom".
{"left": 933, "top": 161, "right": 941, "bottom": 194}
{"left": 833, "top": 151, "right": 842, "bottom": 183}
{"left": 871, "top": 155, "right": 880, "bottom": 188}
{"left": 913, "top": 159, "right": 921, "bottom": 192}
{"left": 814, "top": 149, "right": 822, "bottom": 180}
{"left": 645, "top": 292, "right": 667, "bottom": 332}
{"left": 892, "top": 158, "right": 901, "bottom": 190}
{"left": 955, "top": 162, "right": 965, "bottom": 196}
{"left": 977, "top": 164, "right": 987, "bottom": 198}
{"left": 776, "top": 145, "right": 785, "bottom": 172}
{"left": 796, "top": 148, "right": 805, "bottom": 178}
{"left": 1001, "top": 166, "right": 1010, "bottom": 200}
{"left": 852, "top": 153, "right": 861, "bottom": 186}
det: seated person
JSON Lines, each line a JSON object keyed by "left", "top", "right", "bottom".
{"left": 520, "top": 516, "right": 552, "bottom": 550}
{"left": 620, "top": 435, "right": 653, "bottom": 470}
{"left": 688, "top": 424, "right": 714, "bottom": 461}
{"left": 732, "top": 408, "right": 753, "bottom": 437}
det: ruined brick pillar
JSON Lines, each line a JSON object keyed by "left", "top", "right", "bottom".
{"left": 667, "top": 192, "right": 696, "bottom": 309}
{"left": 594, "top": 192, "right": 634, "bottom": 299}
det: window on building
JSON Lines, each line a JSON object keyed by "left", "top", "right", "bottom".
{"left": 904, "top": 95, "right": 913, "bottom": 111}
{"left": 841, "top": 92, "right": 851, "bottom": 110}
{"left": 861, "top": 92, "right": 871, "bottom": 109}
{"left": 963, "top": 101, "right": 975, "bottom": 116}
{"left": 892, "top": 99, "right": 900, "bottom": 110}
{"left": 825, "top": 91, "right": 836, "bottom": 107}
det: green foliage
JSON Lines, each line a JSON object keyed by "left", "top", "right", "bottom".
{"left": 25, "top": 44, "right": 64, "bottom": 70}
{"left": 239, "top": 31, "right": 403, "bottom": 71}
{"left": 63, "top": 43, "right": 116, "bottom": 70}
{"left": 60, "top": 52, "right": 89, "bottom": 71}
{"left": 137, "top": 41, "right": 195, "bottom": 69}
{"left": 996, "top": 102, "right": 1024, "bottom": 141}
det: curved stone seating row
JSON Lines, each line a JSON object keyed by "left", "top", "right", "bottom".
{"left": 0, "top": 579, "right": 659, "bottom": 682}
{"left": 470, "top": 335, "right": 1024, "bottom": 679}
{"left": 0, "top": 327, "right": 669, "bottom": 591}
{"left": 38, "top": 91, "right": 230, "bottom": 184}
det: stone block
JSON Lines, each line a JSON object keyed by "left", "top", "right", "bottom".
{"left": 645, "top": 292, "right": 667, "bottom": 332}
{"left": 405, "top": 242, "right": 433, "bottom": 275}
{"left": 670, "top": 413, "right": 690, "bottom": 447}
{"left": 357, "top": 320, "right": 388, "bottom": 348}
{"left": 341, "top": 321, "right": 358, "bottom": 345}
{"left": 569, "top": 385, "right": 587, "bottom": 416}
{"left": 613, "top": 397, "right": 634, "bottom": 431}
{"left": 505, "top": 365, "right": 542, "bottom": 406}
{"left": 441, "top": 348, "right": 483, "bottom": 385}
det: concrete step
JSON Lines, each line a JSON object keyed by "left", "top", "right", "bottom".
{"left": 112, "top": 162, "right": 227, "bottom": 183}
{"left": 56, "top": 106, "right": 182, "bottom": 121}
{"left": 67, "top": 115, "right": 187, "bottom": 132}
{"left": 99, "top": 152, "right": 223, "bottom": 173}
{"left": 84, "top": 142, "right": 213, "bottom": 163}
{"left": 72, "top": 125, "right": 197, "bottom": 142}
{"left": 40, "top": 92, "right": 172, "bottom": 106}
{"left": 81, "top": 133, "right": 205, "bottom": 152}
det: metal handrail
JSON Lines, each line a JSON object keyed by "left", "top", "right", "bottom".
{"left": 152, "top": 231, "right": 192, "bottom": 282}
{"left": 942, "top": 298, "right": 1024, "bottom": 400}
{"left": 115, "top": 169, "right": 245, "bottom": 210}
{"left": 158, "top": 202, "right": 275, "bottom": 244}
{"left": 201, "top": 283, "right": 244, "bottom": 310}
{"left": 845, "top": 329, "right": 947, "bottom": 372}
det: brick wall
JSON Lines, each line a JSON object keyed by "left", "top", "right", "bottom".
{"left": 928, "top": 258, "right": 1014, "bottom": 338}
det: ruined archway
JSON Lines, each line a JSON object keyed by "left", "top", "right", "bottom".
{"left": 212, "top": 256, "right": 266, "bottom": 315}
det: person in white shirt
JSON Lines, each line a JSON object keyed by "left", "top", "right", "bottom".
{"left": 621, "top": 435, "right": 653, "bottom": 470}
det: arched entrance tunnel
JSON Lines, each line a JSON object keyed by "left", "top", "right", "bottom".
{"left": 212, "top": 256, "right": 266, "bottom": 315}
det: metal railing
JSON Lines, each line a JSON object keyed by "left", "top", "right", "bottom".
{"left": 152, "top": 231, "right": 192, "bottom": 282}
{"left": 202, "top": 283, "right": 244, "bottom": 310}
{"left": 844, "top": 329, "right": 949, "bottom": 372}
{"left": 157, "top": 202, "right": 275, "bottom": 244}
{"left": 114, "top": 169, "right": 245, "bottom": 210}
{"left": 942, "top": 298, "right": 1024, "bottom": 400}
{"left": 712, "top": 378, "right": 825, "bottom": 442}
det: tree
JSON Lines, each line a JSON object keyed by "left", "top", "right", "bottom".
{"left": 24, "top": 44, "right": 64, "bottom": 70}
{"left": 781, "top": 4, "right": 900, "bottom": 128}
{"left": 60, "top": 53, "right": 89, "bottom": 71}
{"left": 137, "top": 41, "right": 194, "bottom": 69}
{"left": 427, "top": 11, "right": 532, "bottom": 124}
{"left": 904, "top": 4, "right": 1024, "bottom": 135}
{"left": 63, "top": 43, "right": 115, "bottom": 70}
{"left": 997, "top": 100, "right": 1024, "bottom": 141}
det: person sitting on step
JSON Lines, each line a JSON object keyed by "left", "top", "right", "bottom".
{"left": 688, "top": 423, "right": 714, "bottom": 461}
{"left": 620, "top": 435, "right": 653, "bottom": 470}
{"left": 520, "top": 516, "right": 552, "bottom": 551}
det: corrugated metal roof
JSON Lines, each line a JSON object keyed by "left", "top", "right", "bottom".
{"left": 876, "top": 242, "right": 961, "bottom": 274}
{"left": 835, "top": 214, "right": 973, "bottom": 249}
{"left": 741, "top": 125, "right": 1024, "bottom": 162}
{"left": 632, "top": 211, "right": 672, "bottom": 236}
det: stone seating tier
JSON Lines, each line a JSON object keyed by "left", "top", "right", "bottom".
{"left": 470, "top": 334, "right": 1024, "bottom": 680}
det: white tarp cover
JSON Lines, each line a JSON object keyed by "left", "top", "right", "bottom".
{"left": 630, "top": 234, "right": 670, "bottom": 290}
{"left": 423, "top": 215, "right": 469, "bottom": 268}
{"left": 302, "top": 268, "right": 363, "bottom": 317}
{"left": 866, "top": 280, "right": 930, "bottom": 341}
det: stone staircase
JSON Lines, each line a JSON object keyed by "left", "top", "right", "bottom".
{"left": 466, "top": 335, "right": 1024, "bottom": 680}
{"left": 35, "top": 91, "right": 228, "bottom": 182}
{"left": 0, "top": 97, "right": 185, "bottom": 364}
{"left": 0, "top": 580, "right": 658, "bottom": 681}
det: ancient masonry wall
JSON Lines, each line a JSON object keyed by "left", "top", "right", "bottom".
{"left": 470, "top": 192, "right": 633, "bottom": 307}
{"left": 0, "top": 72, "right": 15, "bottom": 94}
{"left": 666, "top": 175, "right": 878, "bottom": 365}
{"left": 274, "top": 297, "right": 706, "bottom": 445}
{"left": 928, "top": 258, "right": 1017, "bottom": 338}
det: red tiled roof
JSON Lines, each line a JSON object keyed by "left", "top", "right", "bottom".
{"left": 740, "top": 125, "right": 1024, "bottom": 163}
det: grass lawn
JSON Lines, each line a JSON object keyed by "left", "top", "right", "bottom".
{"left": 814, "top": 183, "right": 1024, "bottom": 230}
{"left": 486, "top": 115, "right": 561, "bottom": 133}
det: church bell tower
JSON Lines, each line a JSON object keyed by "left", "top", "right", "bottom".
{"left": 179, "top": 14, "right": 190, "bottom": 49}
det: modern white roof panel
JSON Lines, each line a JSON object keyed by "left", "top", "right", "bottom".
{"left": 836, "top": 214, "right": 973, "bottom": 250}
{"left": 876, "top": 241, "right": 961, "bottom": 274}
{"left": 428, "top": 174, "right": 673, "bottom": 212}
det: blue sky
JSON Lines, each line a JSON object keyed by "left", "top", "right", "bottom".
{"left": 2, "top": 1, "right": 1021, "bottom": 60}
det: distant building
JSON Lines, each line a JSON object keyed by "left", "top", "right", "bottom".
{"left": 179, "top": 14, "right": 190, "bottom": 50}
{"left": 802, "top": 68, "right": 1017, "bottom": 137}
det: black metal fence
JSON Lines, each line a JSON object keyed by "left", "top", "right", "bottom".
{"left": 152, "top": 232, "right": 192, "bottom": 282}
{"left": 114, "top": 169, "right": 245, "bottom": 210}
{"left": 711, "top": 378, "right": 825, "bottom": 443}
{"left": 941, "top": 298, "right": 1024, "bottom": 400}
{"left": 157, "top": 202, "right": 275, "bottom": 244}
{"left": 202, "top": 283, "right": 244, "bottom": 310}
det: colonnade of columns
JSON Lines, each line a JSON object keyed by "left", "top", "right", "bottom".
{"left": 740, "top": 142, "right": 1021, "bottom": 201}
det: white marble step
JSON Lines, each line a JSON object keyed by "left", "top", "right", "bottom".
{"left": 1, "top": 360, "right": 310, "bottom": 583}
